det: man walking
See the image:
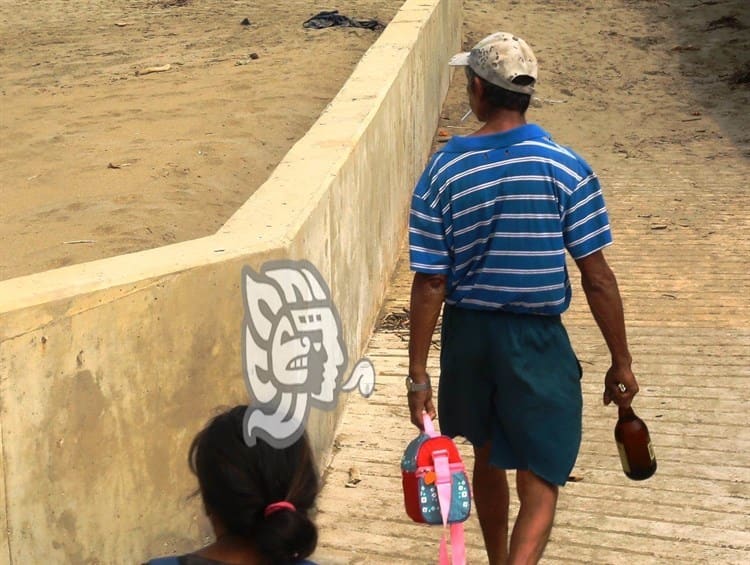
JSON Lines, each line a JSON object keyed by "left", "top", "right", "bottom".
{"left": 406, "top": 32, "right": 639, "bottom": 564}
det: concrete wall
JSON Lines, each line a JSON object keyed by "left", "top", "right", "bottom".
{"left": 0, "top": 0, "right": 462, "bottom": 562}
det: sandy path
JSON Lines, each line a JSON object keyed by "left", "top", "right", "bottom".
{"left": 0, "top": 0, "right": 399, "bottom": 280}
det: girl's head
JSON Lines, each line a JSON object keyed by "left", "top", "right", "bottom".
{"left": 189, "top": 406, "right": 319, "bottom": 564}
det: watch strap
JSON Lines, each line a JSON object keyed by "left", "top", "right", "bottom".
{"left": 406, "top": 376, "right": 431, "bottom": 392}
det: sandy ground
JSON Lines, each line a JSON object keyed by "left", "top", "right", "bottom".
{"left": 0, "top": 0, "right": 399, "bottom": 280}
{"left": 1, "top": 0, "right": 747, "bottom": 282}
{"left": 449, "top": 0, "right": 749, "bottom": 171}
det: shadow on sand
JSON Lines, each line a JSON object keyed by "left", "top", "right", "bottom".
{"left": 661, "top": 0, "right": 749, "bottom": 158}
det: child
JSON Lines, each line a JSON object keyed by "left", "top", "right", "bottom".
{"left": 147, "top": 406, "right": 319, "bottom": 565}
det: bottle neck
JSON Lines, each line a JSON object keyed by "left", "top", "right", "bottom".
{"left": 618, "top": 405, "right": 636, "bottom": 418}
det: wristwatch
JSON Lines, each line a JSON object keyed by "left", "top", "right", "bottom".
{"left": 405, "top": 376, "right": 431, "bottom": 392}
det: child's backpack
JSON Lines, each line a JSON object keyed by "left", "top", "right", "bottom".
{"left": 401, "top": 413, "right": 471, "bottom": 565}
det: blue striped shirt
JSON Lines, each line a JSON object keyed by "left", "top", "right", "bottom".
{"left": 409, "top": 124, "right": 612, "bottom": 315}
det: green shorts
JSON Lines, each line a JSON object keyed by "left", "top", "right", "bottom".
{"left": 438, "top": 304, "right": 583, "bottom": 486}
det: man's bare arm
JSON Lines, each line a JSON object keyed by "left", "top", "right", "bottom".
{"left": 407, "top": 272, "right": 447, "bottom": 428}
{"left": 575, "top": 250, "right": 639, "bottom": 407}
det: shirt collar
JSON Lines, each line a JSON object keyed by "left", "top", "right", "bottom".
{"left": 439, "top": 123, "right": 549, "bottom": 153}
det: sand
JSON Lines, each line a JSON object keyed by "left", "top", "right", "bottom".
{"left": 451, "top": 0, "right": 749, "bottom": 170}
{"left": 1, "top": 0, "right": 748, "bottom": 282}
{"left": 0, "top": 0, "right": 399, "bottom": 280}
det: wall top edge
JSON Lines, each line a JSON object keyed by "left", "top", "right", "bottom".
{"left": 0, "top": 0, "right": 448, "bottom": 318}
{"left": 0, "top": 235, "right": 283, "bottom": 319}
{"left": 221, "top": 0, "right": 444, "bottom": 235}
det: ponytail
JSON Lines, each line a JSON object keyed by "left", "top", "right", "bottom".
{"left": 254, "top": 505, "right": 317, "bottom": 564}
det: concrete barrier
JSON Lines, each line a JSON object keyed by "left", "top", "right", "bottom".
{"left": 0, "top": 0, "right": 461, "bottom": 562}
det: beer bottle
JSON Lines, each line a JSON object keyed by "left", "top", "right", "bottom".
{"left": 614, "top": 405, "right": 657, "bottom": 480}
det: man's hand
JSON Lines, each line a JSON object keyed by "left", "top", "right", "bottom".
{"left": 408, "top": 390, "right": 436, "bottom": 429}
{"left": 603, "top": 363, "right": 639, "bottom": 407}
{"left": 408, "top": 378, "right": 436, "bottom": 430}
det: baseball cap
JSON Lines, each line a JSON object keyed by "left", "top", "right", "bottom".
{"left": 449, "top": 32, "right": 537, "bottom": 94}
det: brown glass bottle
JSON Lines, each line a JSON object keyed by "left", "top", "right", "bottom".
{"left": 614, "top": 406, "right": 657, "bottom": 480}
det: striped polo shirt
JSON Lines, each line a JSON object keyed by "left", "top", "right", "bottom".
{"left": 409, "top": 124, "right": 612, "bottom": 315}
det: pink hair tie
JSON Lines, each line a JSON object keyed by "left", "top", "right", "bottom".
{"left": 264, "top": 501, "right": 296, "bottom": 517}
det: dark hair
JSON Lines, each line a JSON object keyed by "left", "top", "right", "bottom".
{"left": 189, "top": 406, "right": 319, "bottom": 564}
{"left": 466, "top": 66, "right": 533, "bottom": 114}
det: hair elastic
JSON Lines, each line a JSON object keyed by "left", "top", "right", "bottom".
{"left": 264, "top": 501, "right": 296, "bottom": 517}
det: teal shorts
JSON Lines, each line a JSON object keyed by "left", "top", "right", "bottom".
{"left": 438, "top": 304, "right": 583, "bottom": 486}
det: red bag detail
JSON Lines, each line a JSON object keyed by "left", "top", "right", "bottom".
{"left": 403, "top": 471, "right": 425, "bottom": 523}
{"left": 416, "top": 436, "right": 462, "bottom": 468}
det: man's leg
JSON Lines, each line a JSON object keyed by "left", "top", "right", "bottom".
{"left": 473, "top": 442, "right": 510, "bottom": 564}
{"left": 508, "top": 470, "right": 559, "bottom": 565}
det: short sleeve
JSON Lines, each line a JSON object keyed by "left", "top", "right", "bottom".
{"left": 562, "top": 172, "right": 613, "bottom": 260}
{"left": 408, "top": 156, "right": 451, "bottom": 274}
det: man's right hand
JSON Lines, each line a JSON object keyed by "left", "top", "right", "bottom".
{"left": 408, "top": 388, "right": 436, "bottom": 430}
{"left": 407, "top": 272, "right": 445, "bottom": 430}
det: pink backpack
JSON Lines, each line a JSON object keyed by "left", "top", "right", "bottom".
{"left": 401, "top": 413, "right": 471, "bottom": 565}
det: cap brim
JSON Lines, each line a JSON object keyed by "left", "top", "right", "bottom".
{"left": 448, "top": 52, "right": 470, "bottom": 66}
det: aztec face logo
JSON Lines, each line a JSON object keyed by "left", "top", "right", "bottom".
{"left": 242, "top": 260, "right": 375, "bottom": 448}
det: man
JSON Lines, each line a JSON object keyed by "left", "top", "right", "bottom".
{"left": 406, "top": 32, "right": 639, "bottom": 564}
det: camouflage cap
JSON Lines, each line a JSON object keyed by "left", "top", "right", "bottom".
{"left": 449, "top": 32, "right": 537, "bottom": 95}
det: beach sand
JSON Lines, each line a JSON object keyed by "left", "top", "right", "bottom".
{"left": 450, "top": 0, "right": 749, "bottom": 171}
{"left": 0, "top": 0, "right": 398, "bottom": 280}
{"left": 1, "top": 0, "right": 748, "bottom": 282}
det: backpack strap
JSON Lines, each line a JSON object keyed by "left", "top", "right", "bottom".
{"left": 422, "top": 412, "right": 438, "bottom": 438}
{"left": 433, "top": 449, "right": 452, "bottom": 527}
{"left": 449, "top": 523, "right": 467, "bottom": 565}
{"left": 432, "top": 443, "right": 466, "bottom": 565}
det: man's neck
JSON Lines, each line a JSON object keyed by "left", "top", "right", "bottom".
{"left": 472, "top": 110, "right": 527, "bottom": 137}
